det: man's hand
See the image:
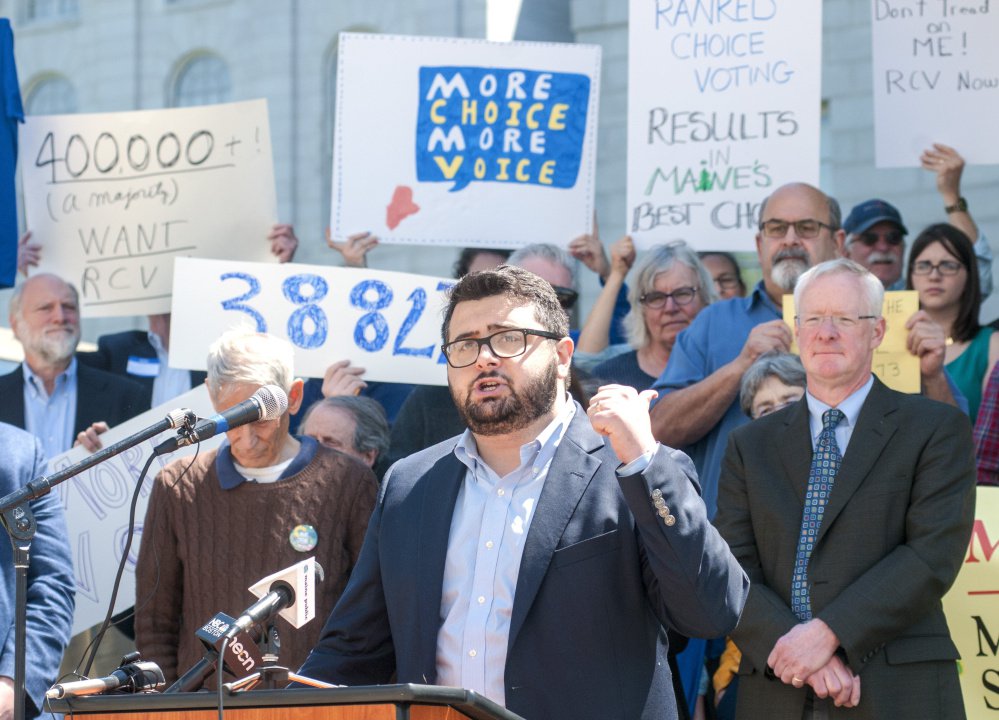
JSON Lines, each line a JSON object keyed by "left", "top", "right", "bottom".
{"left": 906, "top": 310, "right": 948, "bottom": 378}
{"left": 268, "top": 224, "right": 298, "bottom": 263}
{"left": 74, "top": 421, "right": 110, "bottom": 453}
{"left": 0, "top": 676, "right": 13, "bottom": 720}
{"left": 587, "top": 384, "right": 659, "bottom": 464}
{"left": 17, "top": 232, "right": 41, "bottom": 276}
{"left": 738, "top": 319, "right": 793, "bottom": 366}
{"left": 767, "top": 618, "right": 840, "bottom": 687}
{"left": 806, "top": 655, "right": 861, "bottom": 708}
{"left": 321, "top": 359, "right": 367, "bottom": 397}
{"left": 327, "top": 229, "right": 378, "bottom": 268}
{"left": 920, "top": 143, "right": 965, "bottom": 206}
{"left": 568, "top": 225, "right": 610, "bottom": 280}
{"left": 608, "top": 235, "right": 636, "bottom": 279}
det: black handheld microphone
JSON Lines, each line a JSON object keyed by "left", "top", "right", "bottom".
{"left": 224, "top": 580, "right": 296, "bottom": 642}
{"left": 46, "top": 660, "right": 165, "bottom": 699}
{"left": 154, "top": 385, "right": 288, "bottom": 456}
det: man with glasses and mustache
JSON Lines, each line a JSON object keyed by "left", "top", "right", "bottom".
{"left": 0, "top": 273, "right": 148, "bottom": 458}
{"left": 299, "top": 265, "right": 748, "bottom": 720}
{"left": 649, "top": 182, "right": 845, "bottom": 520}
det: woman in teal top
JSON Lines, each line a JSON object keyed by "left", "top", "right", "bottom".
{"left": 907, "top": 224, "right": 999, "bottom": 421}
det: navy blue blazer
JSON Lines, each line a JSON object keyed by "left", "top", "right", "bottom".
{"left": 0, "top": 422, "right": 75, "bottom": 717}
{"left": 77, "top": 329, "right": 206, "bottom": 396}
{"left": 299, "top": 405, "right": 748, "bottom": 720}
{"left": 0, "top": 362, "right": 150, "bottom": 435}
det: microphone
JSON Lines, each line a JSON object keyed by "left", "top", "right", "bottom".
{"left": 46, "top": 660, "right": 164, "bottom": 699}
{"left": 153, "top": 385, "right": 288, "bottom": 455}
{"left": 1, "top": 407, "right": 197, "bottom": 511}
{"left": 224, "top": 580, "right": 296, "bottom": 642}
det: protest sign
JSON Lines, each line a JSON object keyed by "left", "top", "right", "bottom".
{"left": 169, "top": 258, "right": 451, "bottom": 385}
{"left": 627, "top": 0, "right": 822, "bottom": 251}
{"left": 330, "top": 32, "right": 600, "bottom": 249}
{"left": 872, "top": 0, "right": 999, "bottom": 167}
{"left": 50, "top": 385, "right": 220, "bottom": 634}
{"left": 782, "top": 290, "right": 920, "bottom": 393}
{"left": 20, "top": 99, "right": 278, "bottom": 317}
{"left": 943, "top": 486, "right": 999, "bottom": 718}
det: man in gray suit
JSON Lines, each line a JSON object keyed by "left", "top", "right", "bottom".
{"left": 716, "top": 258, "right": 975, "bottom": 719}
{"left": 299, "top": 265, "right": 748, "bottom": 720}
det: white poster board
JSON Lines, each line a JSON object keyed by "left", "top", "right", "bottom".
{"left": 331, "top": 32, "right": 601, "bottom": 249}
{"left": 50, "top": 385, "right": 221, "bottom": 634}
{"left": 170, "top": 258, "right": 451, "bottom": 385}
{"left": 626, "top": 1, "right": 822, "bottom": 250}
{"left": 871, "top": 0, "right": 999, "bottom": 167}
{"left": 20, "top": 100, "right": 278, "bottom": 317}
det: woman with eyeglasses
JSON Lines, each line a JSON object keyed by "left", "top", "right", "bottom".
{"left": 907, "top": 223, "right": 999, "bottom": 421}
{"left": 593, "top": 241, "right": 717, "bottom": 390}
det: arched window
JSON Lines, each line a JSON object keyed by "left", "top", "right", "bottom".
{"left": 24, "top": 75, "right": 77, "bottom": 115}
{"left": 170, "top": 53, "right": 231, "bottom": 108}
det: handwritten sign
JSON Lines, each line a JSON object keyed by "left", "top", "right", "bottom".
{"left": 331, "top": 33, "right": 600, "bottom": 248}
{"left": 626, "top": 0, "right": 821, "bottom": 251}
{"left": 21, "top": 100, "right": 278, "bottom": 317}
{"left": 169, "top": 258, "right": 451, "bottom": 385}
{"left": 782, "top": 290, "right": 920, "bottom": 393}
{"left": 872, "top": 0, "right": 999, "bottom": 167}
{"left": 50, "top": 385, "right": 221, "bottom": 634}
{"left": 943, "top": 486, "right": 999, "bottom": 719}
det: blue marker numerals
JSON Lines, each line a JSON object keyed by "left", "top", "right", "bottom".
{"left": 219, "top": 271, "right": 451, "bottom": 360}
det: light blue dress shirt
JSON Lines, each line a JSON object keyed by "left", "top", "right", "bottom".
{"left": 804, "top": 374, "right": 875, "bottom": 454}
{"left": 23, "top": 357, "right": 77, "bottom": 458}
{"left": 436, "top": 397, "right": 577, "bottom": 706}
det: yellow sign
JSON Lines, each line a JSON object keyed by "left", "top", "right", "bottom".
{"left": 781, "top": 290, "right": 920, "bottom": 394}
{"left": 943, "top": 486, "right": 999, "bottom": 718}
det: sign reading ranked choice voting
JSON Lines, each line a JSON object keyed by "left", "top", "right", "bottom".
{"left": 20, "top": 100, "right": 278, "bottom": 317}
{"left": 331, "top": 33, "right": 601, "bottom": 249}
{"left": 627, "top": 0, "right": 822, "bottom": 251}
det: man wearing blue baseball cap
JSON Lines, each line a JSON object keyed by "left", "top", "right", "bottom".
{"left": 843, "top": 143, "right": 992, "bottom": 296}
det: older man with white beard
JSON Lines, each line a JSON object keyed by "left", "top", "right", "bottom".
{"left": 0, "top": 273, "right": 148, "bottom": 458}
{"left": 649, "top": 183, "right": 844, "bottom": 519}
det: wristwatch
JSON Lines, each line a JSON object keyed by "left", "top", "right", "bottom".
{"left": 945, "top": 197, "right": 968, "bottom": 214}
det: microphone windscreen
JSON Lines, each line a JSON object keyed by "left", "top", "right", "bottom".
{"left": 256, "top": 385, "right": 289, "bottom": 420}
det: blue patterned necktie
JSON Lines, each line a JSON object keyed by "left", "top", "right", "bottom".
{"left": 790, "top": 408, "right": 844, "bottom": 621}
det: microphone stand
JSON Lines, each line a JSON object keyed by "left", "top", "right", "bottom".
{"left": 0, "top": 409, "right": 196, "bottom": 720}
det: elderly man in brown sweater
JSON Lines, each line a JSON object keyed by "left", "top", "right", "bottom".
{"left": 135, "top": 329, "right": 378, "bottom": 688}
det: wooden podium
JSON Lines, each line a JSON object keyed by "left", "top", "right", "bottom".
{"left": 49, "top": 685, "right": 525, "bottom": 720}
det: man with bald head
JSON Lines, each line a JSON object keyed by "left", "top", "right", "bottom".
{"left": 0, "top": 273, "right": 148, "bottom": 457}
{"left": 650, "top": 182, "right": 845, "bottom": 518}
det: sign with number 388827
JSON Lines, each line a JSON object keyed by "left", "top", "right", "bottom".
{"left": 169, "top": 257, "right": 452, "bottom": 385}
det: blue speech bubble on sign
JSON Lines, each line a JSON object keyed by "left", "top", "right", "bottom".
{"left": 415, "top": 66, "right": 590, "bottom": 192}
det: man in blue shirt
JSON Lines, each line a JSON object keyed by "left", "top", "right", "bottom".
{"left": 300, "top": 265, "right": 747, "bottom": 720}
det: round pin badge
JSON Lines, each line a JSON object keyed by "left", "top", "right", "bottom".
{"left": 289, "top": 524, "right": 318, "bottom": 552}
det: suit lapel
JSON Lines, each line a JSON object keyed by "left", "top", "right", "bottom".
{"left": 508, "top": 409, "right": 602, "bottom": 651}
{"left": 777, "top": 399, "right": 813, "bottom": 504}
{"left": 416, "top": 451, "right": 465, "bottom": 679}
{"left": 816, "top": 379, "right": 898, "bottom": 545}
{"left": 75, "top": 365, "right": 107, "bottom": 435}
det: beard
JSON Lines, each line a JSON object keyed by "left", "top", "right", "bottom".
{"left": 24, "top": 325, "right": 79, "bottom": 365}
{"left": 453, "top": 359, "right": 559, "bottom": 437}
{"left": 770, "top": 249, "right": 810, "bottom": 291}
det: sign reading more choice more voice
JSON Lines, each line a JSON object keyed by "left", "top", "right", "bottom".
{"left": 626, "top": 0, "right": 822, "bottom": 251}
{"left": 330, "top": 33, "right": 601, "bottom": 249}
{"left": 20, "top": 100, "right": 278, "bottom": 317}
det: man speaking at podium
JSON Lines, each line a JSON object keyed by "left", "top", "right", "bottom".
{"left": 298, "top": 266, "right": 748, "bottom": 720}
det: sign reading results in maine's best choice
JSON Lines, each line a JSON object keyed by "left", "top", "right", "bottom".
{"left": 627, "top": 0, "right": 822, "bottom": 251}
{"left": 169, "top": 258, "right": 451, "bottom": 385}
{"left": 331, "top": 33, "right": 601, "bottom": 249}
{"left": 871, "top": 0, "right": 999, "bottom": 167}
{"left": 20, "top": 100, "right": 278, "bottom": 317}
